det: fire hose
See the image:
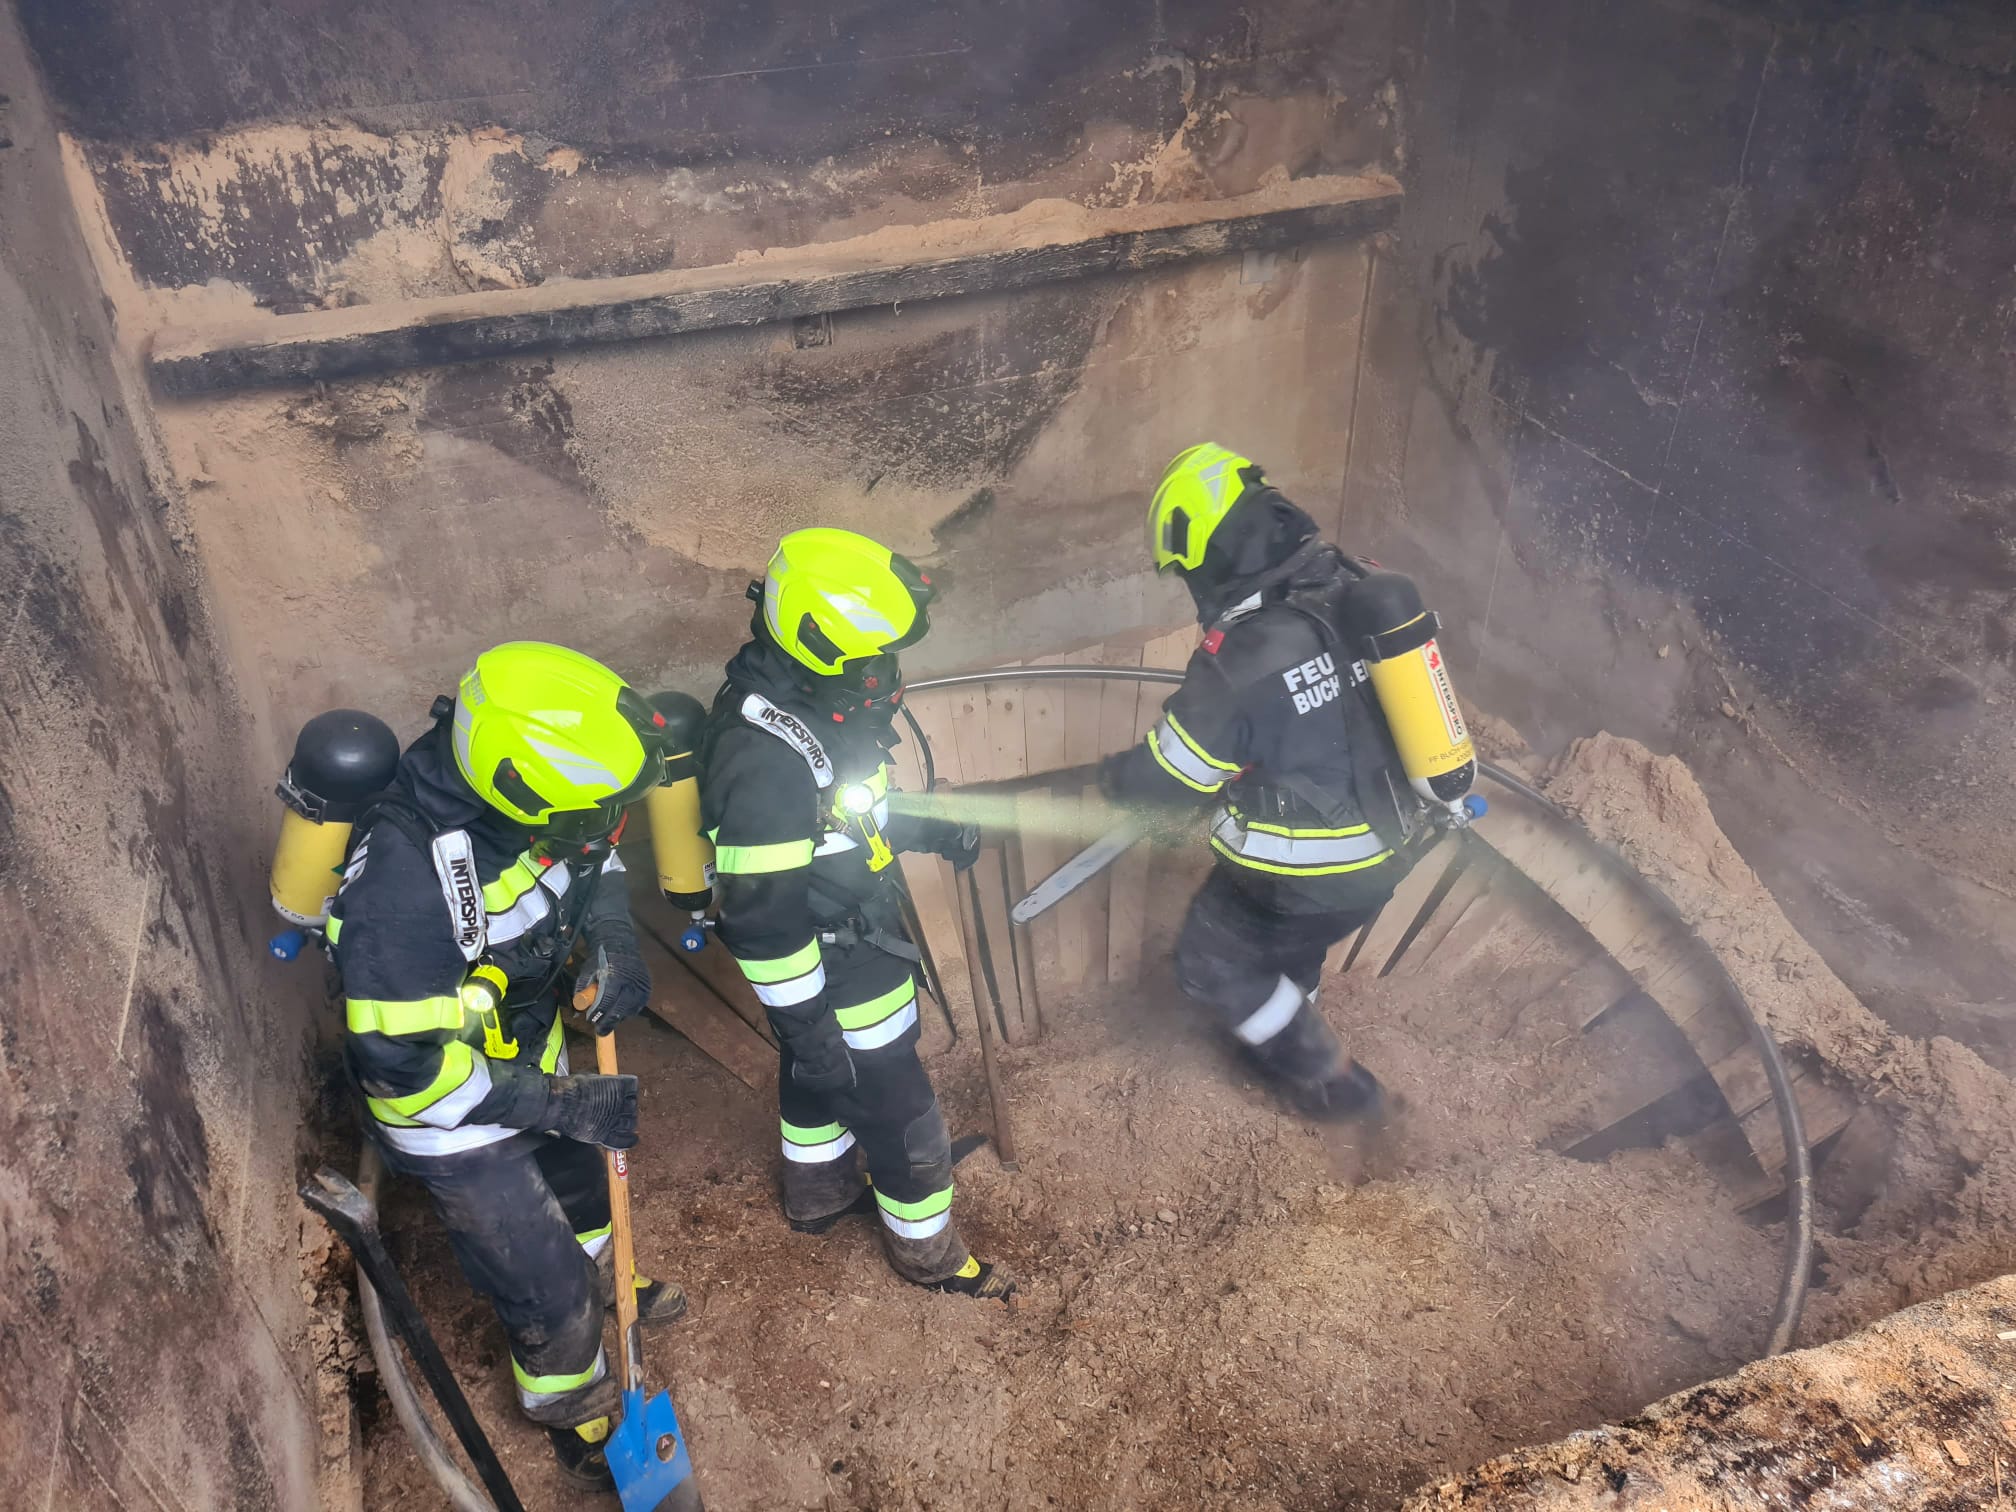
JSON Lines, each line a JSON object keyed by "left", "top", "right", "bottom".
{"left": 905, "top": 664, "right": 1811, "bottom": 1358}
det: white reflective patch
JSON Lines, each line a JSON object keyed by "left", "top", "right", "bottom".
{"left": 878, "top": 1206, "right": 951, "bottom": 1240}
{"left": 429, "top": 829, "right": 486, "bottom": 961}
{"left": 412, "top": 1053, "right": 495, "bottom": 1128}
{"left": 1234, "top": 975, "right": 1304, "bottom": 1046}
{"left": 814, "top": 830, "right": 859, "bottom": 856}
{"left": 486, "top": 883, "right": 553, "bottom": 944}
{"left": 842, "top": 1001, "right": 918, "bottom": 1050}
{"left": 578, "top": 1231, "right": 612, "bottom": 1260}
{"left": 1210, "top": 812, "right": 1388, "bottom": 867}
{"left": 600, "top": 851, "right": 626, "bottom": 875}
{"left": 753, "top": 964, "right": 827, "bottom": 1008}
{"left": 781, "top": 1129, "right": 857, "bottom": 1164}
{"left": 374, "top": 1120, "right": 517, "bottom": 1156}
{"left": 539, "top": 861, "right": 572, "bottom": 898}
{"left": 1151, "top": 718, "right": 1228, "bottom": 786}
{"left": 739, "top": 693, "right": 836, "bottom": 788}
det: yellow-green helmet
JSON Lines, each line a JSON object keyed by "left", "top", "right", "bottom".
{"left": 1148, "top": 442, "right": 1261, "bottom": 572}
{"left": 451, "top": 642, "right": 667, "bottom": 839}
{"left": 757, "top": 528, "right": 935, "bottom": 688}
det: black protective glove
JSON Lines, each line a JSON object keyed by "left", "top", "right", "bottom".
{"left": 787, "top": 1034, "right": 857, "bottom": 1095}
{"left": 544, "top": 1073, "right": 640, "bottom": 1149}
{"left": 936, "top": 821, "right": 982, "bottom": 873}
{"left": 576, "top": 942, "right": 651, "bottom": 1036}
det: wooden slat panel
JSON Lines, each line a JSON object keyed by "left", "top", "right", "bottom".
{"left": 1002, "top": 823, "right": 1046, "bottom": 1041}
{"left": 1105, "top": 840, "right": 1154, "bottom": 990}
{"left": 985, "top": 676, "right": 1029, "bottom": 786}
{"left": 973, "top": 845, "right": 1032, "bottom": 1043}
{"left": 1740, "top": 1068, "right": 1859, "bottom": 1174}
{"left": 899, "top": 851, "right": 971, "bottom": 1060}
{"left": 945, "top": 678, "right": 996, "bottom": 788}
{"left": 1054, "top": 649, "right": 1114, "bottom": 990}
{"left": 1017, "top": 653, "right": 1073, "bottom": 1000}
{"left": 1335, "top": 833, "right": 1457, "bottom": 978}
{"left": 635, "top": 928, "right": 776, "bottom": 1095}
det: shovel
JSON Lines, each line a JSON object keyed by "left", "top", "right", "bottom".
{"left": 576, "top": 961, "right": 705, "bottom": 1512}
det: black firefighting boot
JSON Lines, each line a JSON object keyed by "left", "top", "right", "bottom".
{"left": 789, "top": 1184, "right": 876, "bottom": 1235}
{"left": 926, "top": 1252, "right": 1018, "bottom": 1300}
{"left": 548, "top": 1417, "right": 617, "bottom": 1493}
{"left": 595, "top": 1246, "right": 688, "bottom": 1325}
{"left": 1287, "top": 1059, "right": 1389, "bottom": 1124}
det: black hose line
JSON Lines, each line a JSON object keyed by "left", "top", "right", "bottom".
{"left": 908, "top": 664, "right": 1811, "bottom": 1356}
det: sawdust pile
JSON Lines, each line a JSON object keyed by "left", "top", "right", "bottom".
{"left": 1542, "top": 734, "right": 2016, "bottom": 1332}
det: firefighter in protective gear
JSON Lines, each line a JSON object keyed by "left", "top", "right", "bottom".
{"left": 1101, "top": 444, "right": 1429, "bottom": 1122}
{"left": 328, "top": 642, "right": 687, "bottom": 1491}
{"left": 703, "top": 528, "right": 1014, "bottom": 1299}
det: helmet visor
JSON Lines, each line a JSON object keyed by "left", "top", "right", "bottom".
{"left": 832, "top": 650, "right": 906, "bottom": 709}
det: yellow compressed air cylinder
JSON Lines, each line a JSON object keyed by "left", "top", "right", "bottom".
{"left": 1349, "top": 574, "right": 1476, "bottom": 811}
{"left": 645, "top": 691, "right": 716, "bottom": 917}
{"left": 271, "top": 807, "right": 357, "bottom": 926}
{"left": 647, "top": 776, "right": 714, "bottom": 910}
{"left": 270, "top": 709, "right": 401, "bottom": 927}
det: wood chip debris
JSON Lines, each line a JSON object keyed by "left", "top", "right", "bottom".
{"left": 1998, "top": 1329, "right": 2016, "bottom": 1340}
{"left": 1948, "top": 1439, "right": 1973, "bottom": 1468}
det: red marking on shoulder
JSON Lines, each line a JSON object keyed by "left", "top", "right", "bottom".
{"left": 1201, "top": 629, "right": 1225, "bottom": 655}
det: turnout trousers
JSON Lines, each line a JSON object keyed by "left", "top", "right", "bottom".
{"left": 775, "top": 936, "right": 968, "bottom": 1284}
{"left": 1174, "top": 862, "right": 1379, "bottom": 1085}
{"left": 377, "top": 1128, "right": 617, "bottom": 1426}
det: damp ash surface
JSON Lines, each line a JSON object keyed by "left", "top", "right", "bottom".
{"left": 356, "top": 918, "right": 1784, "bottom": 1511}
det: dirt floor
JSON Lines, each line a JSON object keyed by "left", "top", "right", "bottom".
{"left": 330, "top": 732, "right": 2016, "bottom": 1511}
{"left": 357, "top": 934, "right": 1792, "bottom": 1510}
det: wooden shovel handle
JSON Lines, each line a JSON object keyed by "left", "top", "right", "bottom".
{"left": 593, "top": 1027, "right": 643, "bottom": 1388}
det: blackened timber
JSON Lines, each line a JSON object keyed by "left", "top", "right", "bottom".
{"left": 147, "top": 176, "right": 1402, "bottom": 394}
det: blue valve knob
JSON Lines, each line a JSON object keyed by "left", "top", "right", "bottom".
{"left": 680, "top": 926, "right": 708, "bottom": 954}
{"left": 269, "top": 928, "right": 306, "bottom": 961}
{"left": 1463, "top": 794, "right": 1489, "bottom": 820}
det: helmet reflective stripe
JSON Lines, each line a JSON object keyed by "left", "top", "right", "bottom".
{"left": 826, "top": 592, "right": 900, "bottom": 637}
{"left": 524, "top": 735, "right": 626, "bottom": 794}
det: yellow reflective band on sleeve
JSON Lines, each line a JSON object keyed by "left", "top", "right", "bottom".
{"left": 481, "top": 851, "right": 544, "bottom": 911}
{"left": 1163, "top": 711, "right": 1240, "bottom": 772}
{"left": 324, "top": 916, "right": 343, "bottom": 945}
{"left": 1148, "top": 728, "right": 1225, "bottom": 794}
{"left": 715, "top": 838, "right": 816, "bottom": 874}
{"left": 539, "top": 1015, "right": 566, "bottom": 1073}
{"left": 346, "top": 995, "right": 466, "bottom": 1037}
{"left": 372, "top": 1039, "right": 477, "bottom": 1117}
{"left": 834, "top": 976, "right": 918, "bottom": 1031}
{"left": 781, "top": 1119, "right": 848, "bottom": 1146}
{"left": 737, "top": 939, "right": 823, "bottom": 984}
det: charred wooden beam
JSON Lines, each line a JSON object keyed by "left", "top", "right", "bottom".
{"left": 146, "top": 175, "right": 1401, "bottom": 394}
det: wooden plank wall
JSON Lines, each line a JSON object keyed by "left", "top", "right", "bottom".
{"left": 626, "top": 619, "right": 1851, "bottom": 1203}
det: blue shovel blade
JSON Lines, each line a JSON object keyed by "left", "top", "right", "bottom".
{"left": 610, "top": 1385, "right": 696, "bottom": 1512}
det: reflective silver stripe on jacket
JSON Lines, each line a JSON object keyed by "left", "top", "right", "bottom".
{"left": 1209, "top": 810, "right": 1390, "bottom": 868}
{"left": 373, "top": 1119, "right": 518, "bottom": 1156}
